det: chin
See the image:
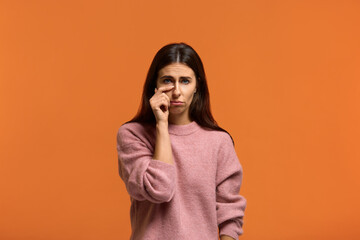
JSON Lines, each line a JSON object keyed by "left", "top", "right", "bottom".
{"left": 169, "top": 110, "right": 183, "bottom": 116}
{"left": 169, "top": 108, "right": 186, "bottom": 116}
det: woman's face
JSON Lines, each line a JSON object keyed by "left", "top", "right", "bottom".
{"left": 156, "top": 63, "right": 197, "bottom": 124}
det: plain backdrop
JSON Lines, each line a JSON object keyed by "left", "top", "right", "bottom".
{"left": 1, "top": 0, "right": 359, "bottom": 239}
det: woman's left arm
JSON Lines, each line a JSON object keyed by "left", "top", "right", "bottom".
{"left": 216, "top": 133, "right": 247, "bottom": 239}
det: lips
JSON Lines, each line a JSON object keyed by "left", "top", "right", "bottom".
{"left": 170, "top": 101, "right": 184, "bottom": 106}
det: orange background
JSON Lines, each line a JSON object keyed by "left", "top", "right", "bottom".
{"left": 1, "top": 0, "right": 359, "bottom": 239}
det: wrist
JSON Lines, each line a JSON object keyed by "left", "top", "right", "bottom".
{"left": 156, "top": 121, "right": 168, "bottom": 129}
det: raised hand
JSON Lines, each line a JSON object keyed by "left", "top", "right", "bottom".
{"left": 149, "top": 85, "right": 174, "bottom": 123}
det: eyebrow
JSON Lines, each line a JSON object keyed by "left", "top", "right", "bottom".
{"left": 159, "top": 75, "right": 192, "bottom": 80}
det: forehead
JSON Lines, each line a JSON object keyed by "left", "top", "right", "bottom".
{"left": 158, "top": 63, "right": 195, "bottom": 77}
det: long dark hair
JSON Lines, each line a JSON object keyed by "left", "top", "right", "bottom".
{"left": 128, "top": 42, "right": 233, "bottom": 142}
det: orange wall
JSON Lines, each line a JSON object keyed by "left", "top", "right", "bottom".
{"left": 1, "top": 1, "right": 359, "bottom": 239}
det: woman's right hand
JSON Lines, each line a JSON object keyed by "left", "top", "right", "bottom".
{"left": 149, "top": 85, "right": 174, "bottom": 123}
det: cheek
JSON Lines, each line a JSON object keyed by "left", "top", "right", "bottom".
{"left": 184, "top": 89, "right": 195, "bottom": 102}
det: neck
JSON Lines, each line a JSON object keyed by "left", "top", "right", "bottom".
{"left": 168, "top": 113, "right": 191, "bottom": 125}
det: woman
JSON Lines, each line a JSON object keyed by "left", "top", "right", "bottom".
{"left": 116, "top": 43, "right": 246, "bottom": 240}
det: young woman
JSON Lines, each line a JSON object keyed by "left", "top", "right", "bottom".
{"left": 116, "top": 43, "right": 246, "bottom": 240}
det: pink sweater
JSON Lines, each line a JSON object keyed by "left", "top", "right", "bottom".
{"left": 116, "top": 121, "right": 246, "bottom": 240}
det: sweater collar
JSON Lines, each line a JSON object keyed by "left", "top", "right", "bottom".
{"left": 168, "top": 121, "right": 200, "bottom": 136}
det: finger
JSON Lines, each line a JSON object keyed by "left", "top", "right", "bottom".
{"left": 151, "top": 96, "right": 169, "bottom": 110}
{"left": 161, "top": 92, "right": 170, "bottom": 102}
{"left": 157, "top": 85, "right": 175, "bottom": 93}
{"left": 160, "top": 98, "right": 169, "bottom": 111}
{"left": 150, "top": 93, "right": 169, "bottom": 104}
{"left": 158, "top": 94, "right": 170, "bottom": 108}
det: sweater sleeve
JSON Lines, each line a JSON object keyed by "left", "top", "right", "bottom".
{"left": 116, "top": 124, "right": 176, "bottom": 203}
{"left": 216, "top": 134, "right": 247, "bottom": 239}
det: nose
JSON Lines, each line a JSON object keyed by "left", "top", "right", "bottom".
{"left": 172, "top": 82, "right": 181, "bottom": 97}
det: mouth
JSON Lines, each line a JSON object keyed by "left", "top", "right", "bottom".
{"left": 170, "top": 101, "right": 184, "bottom": 106}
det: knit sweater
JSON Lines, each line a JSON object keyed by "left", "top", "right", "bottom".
{"left": 116, "top": 121, "right": 246, "bottom": 240}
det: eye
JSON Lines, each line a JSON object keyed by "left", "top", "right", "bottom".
{"left": 163, "top": 79, "right": 172, "bottom": 84}
{"left": 181, "top": 79, "right": 190, "bottom": 84}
